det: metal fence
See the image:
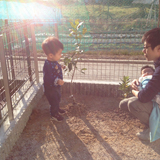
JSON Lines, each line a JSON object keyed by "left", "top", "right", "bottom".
{"left": 0, "top": 0, "right": 159, "bottom": 123}
{"left": 34, "top": 0, "right": 157, "bottom": 84}
{"left": 37, "top": 57, "right": 153, "bottom": 84}
{"left": 35, "top": 18, "right": 154, "bottom": 83}
{"left": 0, "top": 21, "right": 39, "bottom": 124}
{"left": 1, "top": 1, "right": 159, "bottom": 52}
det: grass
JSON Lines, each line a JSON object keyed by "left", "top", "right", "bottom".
{"left": 61, "top": 3, "right": 152, "bottom": 21}
{"left": 86, "top": 5, "right": 139, "bottom": 20}
{"left": 60, "top": 3, "right": 158, "bottom": 32}
{"left": 61, "top": 4, "right": 90, "bottom": 20}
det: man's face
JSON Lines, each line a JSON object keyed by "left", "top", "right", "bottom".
{"left": 142, "top": 41, "right": 160, "bottom": 61}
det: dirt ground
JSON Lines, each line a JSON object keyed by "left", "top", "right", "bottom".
{"left": 6, "top": 94, "right": 160, "bottom": 160}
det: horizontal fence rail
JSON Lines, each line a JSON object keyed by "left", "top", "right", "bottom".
{"left": 37, "top": 57, "right": 154, "bottom": 83}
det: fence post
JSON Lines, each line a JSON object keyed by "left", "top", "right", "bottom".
{"left": 55, "top": 23, "right": 59, "bottom": 39}
{"left": 23, "top": 20, "right": 32, "bottom": 82}
{"left": 0, "top": 35, "right": 13, "bottom": 121}
{"left": 31, "top": 24, "right": 39, "bottom": 83}
{"left": 5, "top": 19, "right": 15, "bottom": 80}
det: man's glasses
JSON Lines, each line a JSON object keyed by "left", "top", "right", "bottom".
{"left": 143, "top": 46, "right": 151, "bottom": 50}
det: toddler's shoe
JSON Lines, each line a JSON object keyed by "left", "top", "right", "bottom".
{"left": 51, "top": 113, "right": 63, "bottom": 122}
{"left": 58, "top": 108, "right": 66, "bottom": 115}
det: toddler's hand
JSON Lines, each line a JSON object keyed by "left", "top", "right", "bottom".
{"left": 58, "top": 79, "right": 64, "bottom": 86}
{"left": 61, "top": 64, "right": 66, "bottom": 70}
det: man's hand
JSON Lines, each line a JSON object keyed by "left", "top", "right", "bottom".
{"left": 132, "top": 89, "right": 139, "bottom": 98}
{"left": 57, "top": 79, "right": 64, "bottom": 86}
{"left": 131, "top": 79, "right": 139, "bottom": 91}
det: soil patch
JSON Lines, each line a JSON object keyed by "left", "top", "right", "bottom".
{"left": 6, "top": 94, "right": 160, "bottom": 160}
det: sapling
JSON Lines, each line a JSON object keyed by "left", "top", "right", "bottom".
{"left": 119, "top": 76, "right": 131, "bottom": 98}
{"left": 63, "top": 19, "right": 87, "bottom": 104}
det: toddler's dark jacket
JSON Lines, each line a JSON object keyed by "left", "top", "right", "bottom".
{"left": 43, "top": 60, "right": 63, "bottom": 91}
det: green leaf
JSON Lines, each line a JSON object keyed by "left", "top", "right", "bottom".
{"left": 75, "top": 19, "right": 80, "bottom": 26}
{"left": 70, "top": 31, "right": 76, "bottom": 36}
{"left": 68, "top": 63, "right": 72, "bottom": 72}
{"left": 72, "top": 61, "right": 77, "bottom": 66}
{"left": 82, "top": 28, "right": 87, "bottom": 34}
{"left": 64, "top": 57, "right": 71, "bottom": 65}
{"left": 69, "top": 20, "right": 76, "bottom": 29}
{"left": 64, "top": 68, "right": 68, "bottom": 72}
{"left": 81, "top": 68, "right": 87, "bottom": 74}
{"left": 77, "top": 21, "right": 84, "bottom": 30}
{"left": 119, "top": 75, "right": 131, "bottom": 98}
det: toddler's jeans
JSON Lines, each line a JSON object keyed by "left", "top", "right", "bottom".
{"left": 44, "top": 86, "right": 61, "bottom": 116}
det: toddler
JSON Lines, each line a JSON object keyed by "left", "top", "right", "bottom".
{"left": 42, "top": 37, "right": 65, "bottom": 122}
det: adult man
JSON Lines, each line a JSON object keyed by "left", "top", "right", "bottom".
{"left": 119, "top": 28, "right": 160, "bottom": 141}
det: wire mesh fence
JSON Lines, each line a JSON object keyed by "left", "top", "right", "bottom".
{"left": 37, "top": 57, "right": 154, "bottom": 84}
{"left": 13, "top": 0, "right": 157, "bottom": 83}
{"left": 0, "top": 1, "right": 158, "bottom": 82}
{"left": 0, "top": 20, "right": 39, "bottom": 123}
{"left": 0, "top": 0, "right": 159, "bottom": 122}
{"left": 0, "top": 0, "right": 159, "bottom": 52}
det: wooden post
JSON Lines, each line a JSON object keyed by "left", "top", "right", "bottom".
{"left": 5, "top": 19, "right": 15, "bottom": 80}
{"left": 0, "top": 35, "right": 13, "bottom": 121}
{"left": 31, "top": 24, "right": 39, "bottom": 83}
{"left": 23, "top": 20, "right": 32, "bottom": 82}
